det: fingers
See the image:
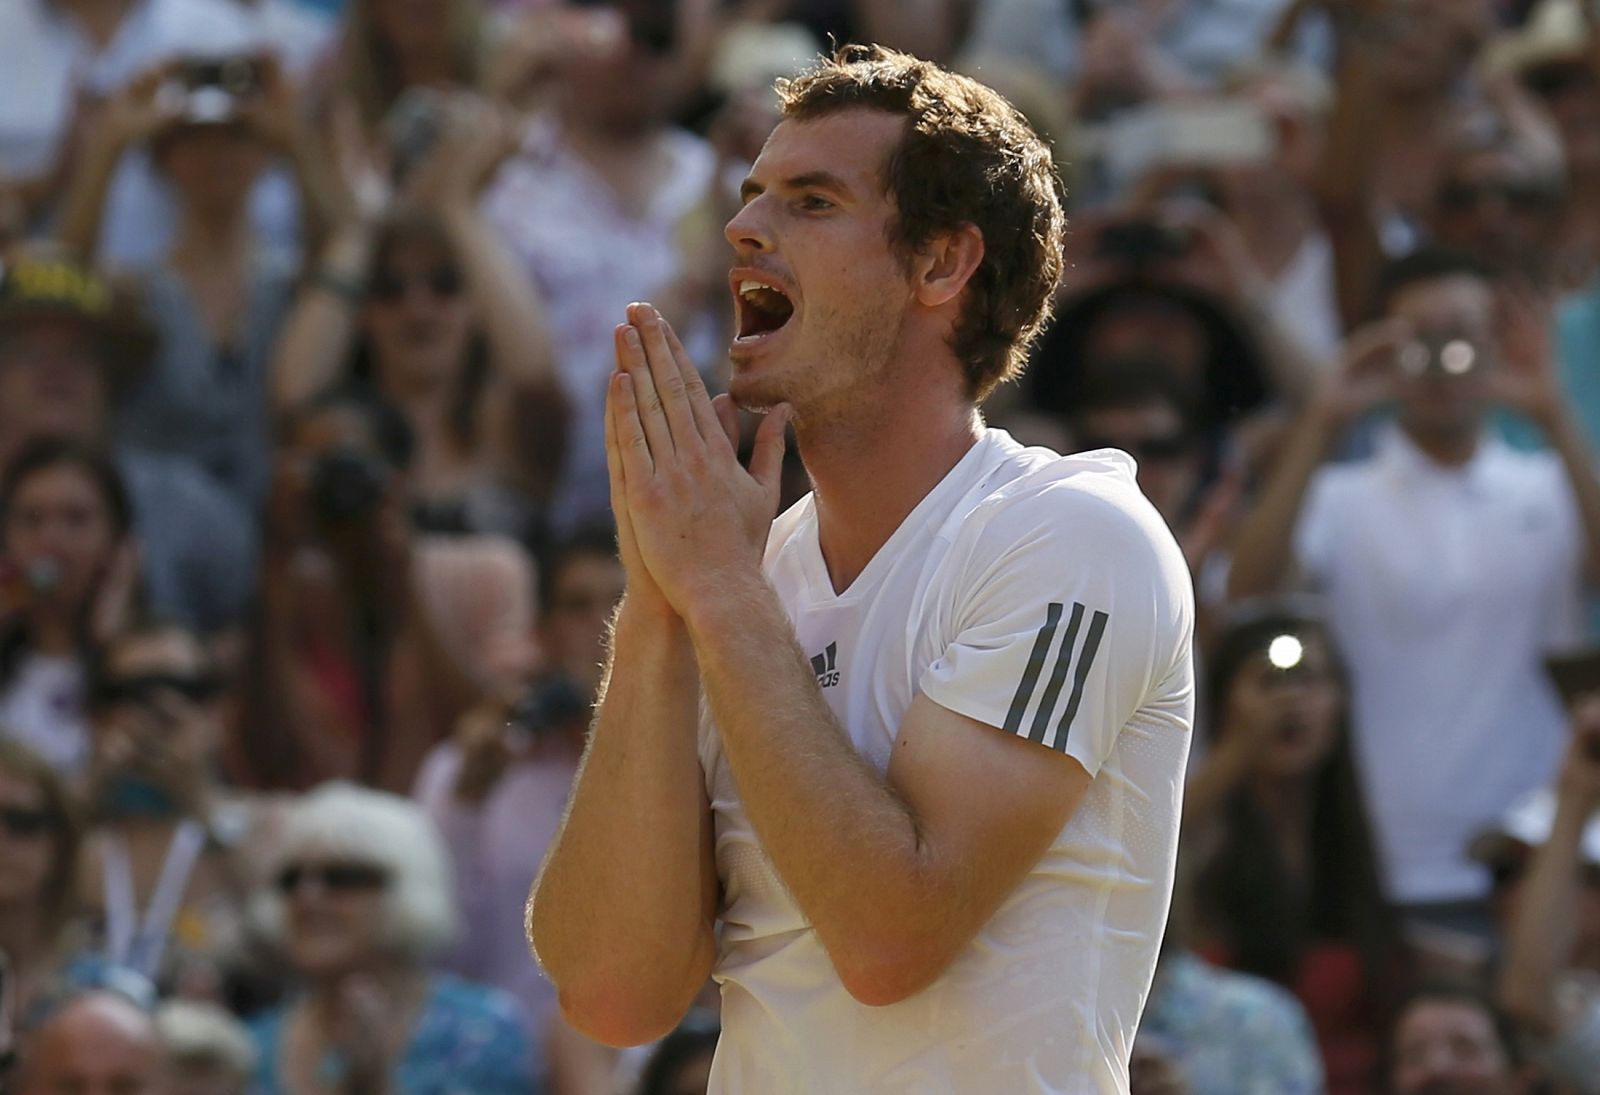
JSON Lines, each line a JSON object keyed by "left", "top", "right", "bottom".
{"left": 610, "top": 372, "right": 654, "bottom": 485}
{"left": 628, "top": 304, "right": 704, "bottom": 453}
{"left": 614, "top": 322, "right": 677, "bottom": 458}
{"left": 747, "top": 405, "right": 792, "bottom": 500}
{"left": 661, "top": 314, "right": 727, "bottom": 444}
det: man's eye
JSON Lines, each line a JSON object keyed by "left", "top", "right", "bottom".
{"left": 798, "top": 195, "right": 834, "bottom": 212}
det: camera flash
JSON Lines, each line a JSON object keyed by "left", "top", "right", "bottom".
{"left": 1268, "top": 634, "right": 1305, "bottom": 671}
{"left": 1440, "top": 340, "right": 1476, "bottom": 376}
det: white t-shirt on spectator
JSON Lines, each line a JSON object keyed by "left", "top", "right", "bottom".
{"left": 702, "top": 430, "right": 1195, "bottom": 1094}
{"left": 0, "top": 654, "right": 88, "bottom": 778}
{"left": 1294, "top": 426, "right": 1585, "bottom": 904}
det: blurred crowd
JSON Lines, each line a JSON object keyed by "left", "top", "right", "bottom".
{"left": 1, "top": 0, "right": 1600, "bottom": 1092}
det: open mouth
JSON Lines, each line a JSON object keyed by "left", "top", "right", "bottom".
{"left": 735, "top": 280, "right": 795, "bottom": 341}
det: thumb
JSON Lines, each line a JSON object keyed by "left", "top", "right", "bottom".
{"left": 747, "top": 404, "right": 791, "bottom": 499}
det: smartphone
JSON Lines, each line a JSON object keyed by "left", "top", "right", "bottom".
{"left": 1102, "top": 99, "right": 1275, "bottom": 188}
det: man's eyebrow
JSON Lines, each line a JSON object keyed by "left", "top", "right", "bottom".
{"left": 739, "top": 170, "right": 854, "bottom": 204}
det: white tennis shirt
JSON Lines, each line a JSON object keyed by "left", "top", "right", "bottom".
{"left": 700, "top": 429, "right": 1195, "bottom": 1094}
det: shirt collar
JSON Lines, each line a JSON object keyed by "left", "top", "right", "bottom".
{"left": 1375, "top": 422, "right": 1508, "bottom": 494}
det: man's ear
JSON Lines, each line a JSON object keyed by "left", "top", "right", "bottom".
{"left": 913, "top": 224, "right": 985, "bottom": 309}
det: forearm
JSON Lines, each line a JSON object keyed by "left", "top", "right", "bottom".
{"left": 1226, "top": 406, "right": 1335, "bottom": 599}
{"left": 270, "top": 225, "right": 373, "bottom": 409}
{"left": 1317, "top": 50, "right": 1386, "bottom": 330}
{"left": 438, "top": 200, "right": 560, "bottom": 393}
{"left": 684, "top": 573, "right": 950, "bottom": 989}
{"left": 1500, "top": 796, "right": 1588, "bottom": 1032}
{"left": 528, "top": 602, "right": 715, "bottom": 1044}
{"left": 54, "top": 133, "right": 126, "bottom": 261}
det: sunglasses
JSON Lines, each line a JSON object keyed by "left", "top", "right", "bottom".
{"left": 0, "top": 805, "right": 56, "bottom": 838}
{"left": 275, "top": 862, "right": 389, "bottom": 896}
{"left": 1436, "top": 179, "right": 1558, "bottom": 214}
{"left": 89, "top": 672, "right": 222, "bottom": 711}
{"left": 1522, "top": 63, "right": 1597, "bottom": 99}
{"left": 368, "top": 266, "right": 464, "bottom": 303}
{"left": 1078, "top": 434, "right": 1193, "bottom": 464}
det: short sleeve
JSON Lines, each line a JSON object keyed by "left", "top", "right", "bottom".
{"left": 919, "top": 479, "right": 1191, "bottom": 777}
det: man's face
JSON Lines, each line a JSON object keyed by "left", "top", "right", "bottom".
{"left": 22, "top": 997, "right": 165, "bottom": 1095}
{"left": 1391, "top": 999, "right": 1519, "bottom": 1095}
{"left": 0, "top": 318, "right": 108, "bottom": 444}
{"left": 1387, "top": 274, "right": 1498, "bottom": 441}
{"left": 1429, "top": 149, "right": 1560, "bottom": 276}
{"left": 723, "top": 109, "right": 920, "bottom": 417}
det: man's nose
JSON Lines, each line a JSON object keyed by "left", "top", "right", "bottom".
{"left": 724, "top": 199, "right": 774, "bottom": 255}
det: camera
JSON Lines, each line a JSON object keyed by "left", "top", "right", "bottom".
{"left": 506, "top": 675, "right": 588, "bottom": 742}
{"left": 1095, "top": 221, "right": 1193, "bottom": 265}
{"left": 160, "top": 55, "right": 261, "bottom": 125}
{"left": 308, "top": 447, "right": 389, "bottom": 525}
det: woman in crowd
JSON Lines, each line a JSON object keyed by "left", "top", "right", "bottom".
{"left": 0, "top": 440, "right": 139, "bottom": 780}
{"left": 1183, "top": 605, "right": 1407, "bottom": 1095}
{"left": 271, "top": 94, "right": 565, "bottom": 546}
{"left": 249, "top": 781, "right": 534, "bottom": 1091}
{"left": 0, "top": 738, "right": 151, "bottom": 1037}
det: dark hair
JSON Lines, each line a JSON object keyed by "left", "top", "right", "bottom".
{"left": 0, "top": 737, "right": 84, "bottom": 932}
{"left": 0, "top": 439, "right": 137, "bottom": 687}
{"left": 1195, "top": 612, "right": 1406, "bottom": 1010}
{"left": 292, "top": 383, "right": 418, "bottom": 473}
{"left": 774, "top": 44, "right": 1067, "bottom": 400}
{"left": 1373, "top": 247, "right": 1493, "bottom": 318}
{"left": 352, "top": 212, "right": 490, "bottom": 454}
{"left": 634, "top": 1011, "right": 720, "bottom": 1095}
{"left": 1384, "top": 980, "right": 1524, "bottom": 1091}
{"left": 536, "top": 525, "right": 619, "bottom": 613}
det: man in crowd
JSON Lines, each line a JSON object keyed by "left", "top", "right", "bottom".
{"left": 1388, "top": 983, "right": 1536, "bottom": 1095}
{"left": 532, "top": 46, "right": 1192, "bottom": 1090}
{"left": 18, "top": 991, "right": 166, "bottom": 1095}
{"left": 1229, "top": 249, "right": 1600, "bottom": 934}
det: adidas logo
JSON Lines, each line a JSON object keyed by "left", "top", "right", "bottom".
{"left": 810, "top": 641, "right": 840, "bottom": 688}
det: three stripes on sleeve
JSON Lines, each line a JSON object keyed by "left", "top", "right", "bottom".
{"left": 1003, "top": 602, "right": 1108, "bottom": 754}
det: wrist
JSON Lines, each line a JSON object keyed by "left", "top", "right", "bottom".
{"left": 679, "top": 567, "right": 772, "bottom": 643}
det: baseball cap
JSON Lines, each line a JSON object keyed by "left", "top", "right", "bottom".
{"left": 1467, "top": 787, "right": 1600, "bottom": 869}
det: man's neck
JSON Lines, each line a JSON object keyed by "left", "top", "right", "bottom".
{"left": 1401, "top": 422, "right": 1480, "bottom": 468}
{"left": 798, "top": 367, "right": 981, "bottom": 594}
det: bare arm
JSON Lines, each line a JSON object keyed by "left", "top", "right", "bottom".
{"left": 1315, "top": 23, "right": 1388, "bottom": 331}
{"left": 54, "top": 68, "right": 174, "bottom": 261}
{"left": 527, "top": 603, "right": 717, "bottom": 1046}
{"left": 268, "top": 222, "right": 375, "bottom": 409}
{"left": 1500, "top": 705, "right": 1600, "bottom": 1034}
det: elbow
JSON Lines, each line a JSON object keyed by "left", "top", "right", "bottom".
{"left": 554, "top": 981, "right": 691, "bottom": 1048}
{"left": 831, "top": 938, "right": 951, "bottom": 1009}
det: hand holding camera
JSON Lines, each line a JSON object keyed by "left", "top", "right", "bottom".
{"left": 1483, "top": 283, "right": 1562, "bottom": 425}
{"left": 1312, "top": 318, "right": 1414, "bottom": 429}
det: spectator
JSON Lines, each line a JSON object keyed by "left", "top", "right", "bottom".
{"left": 413, "top": 527, "right": 621, "bottom": 1068}
{"left": 55, "top": 53, "right": 325, "bottom": 513}
{"left": 0, "top": 253, "right": 259, "bottom": 634}
{"left": 0, "top": 441, "right": 139, "bottom": 779}
{"left": 484, "top": 0, "right": 716, "bottom": 532}
{"left": 1386, "top": 982, "right": 1536, "bottom": 1095}
{"left": 271, "top": 95, "right": 565, "bottom": 544}
{"left": 78, "top": 619, "right": 276, "bottom": 997}
{"left": 1490, "top": 0, "right": 1600, "bottom": 288}
{"left": 0, "top": 736, "right": 86, "bottom": 1037}
{"left": 633, "top": 1011, "right": 719, "bottom": 1095}
{"left": 1228, "top": 250, "right": 1600, "bottom": 934}
{"left": 1499, "top": 696, "right": 1600, "bottom": 1090}
{"left": 16, "top": 990, "right": 166, "bottom": 1095}
{"left": 155, "top": 999, "right": 255, "bottom": 1095}
{"left": 248, "top": 782, "right": 535, "bottom": 1092}
{"left": 241, "top": 387, "right": 533, "bottom": 792}
{"left": 1183, "top": 607, "right": 1405, "bottom": 1094}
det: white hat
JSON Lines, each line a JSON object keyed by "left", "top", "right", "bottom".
{"left": 1484, "top": 0, "right": 1592, "bottom": 78}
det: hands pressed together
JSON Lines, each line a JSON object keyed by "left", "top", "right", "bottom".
{"left": 604, "top": 303, "right": 790, "bottom": 623}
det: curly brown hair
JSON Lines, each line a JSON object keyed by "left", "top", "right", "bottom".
{"left": 774, "top": 44, "right": 1067, "bottom": 400}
